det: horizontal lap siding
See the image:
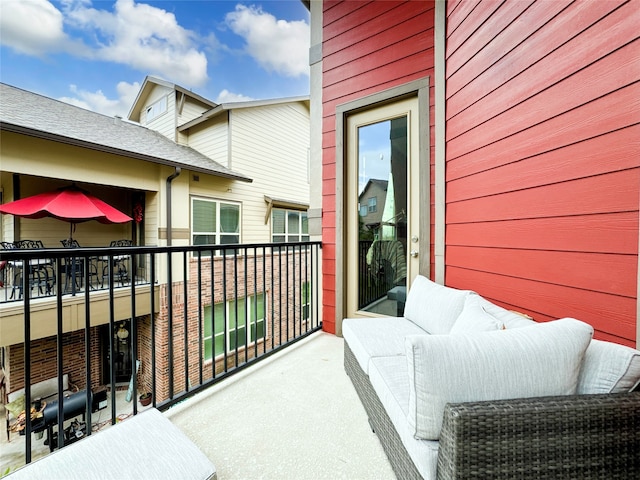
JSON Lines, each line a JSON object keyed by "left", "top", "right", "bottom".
{"left": 321, "top": 0, "right": 435, "bottom": 332}
{"left": 445, "top": 0, "right": 640, "bottom": 346}
{"left": 231, "top": 104, "right": 310, "bottom": 244}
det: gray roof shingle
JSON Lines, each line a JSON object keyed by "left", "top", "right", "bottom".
{"left": 0, "top": 83, "right": 251, "bottom": 182}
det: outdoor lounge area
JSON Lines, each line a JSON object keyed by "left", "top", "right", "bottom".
{"left": 1, "top": 1, "right": 639, "bottom": 478}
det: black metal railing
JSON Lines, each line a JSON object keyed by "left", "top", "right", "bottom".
{"left": 358, "top": 240, "right": 388, "bottom": 309}
{"left": 358, "top": 240, "right": 407, "bottom": 312}
{"left": 0, "top": 245, "right": 149, "bottom": 302}
{"left": 0, "top": 241, "right": 321, "bottom": 465}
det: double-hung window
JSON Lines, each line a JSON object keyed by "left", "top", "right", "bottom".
{"left": 192, "top": 197, "right": 240, "bottom": 249}
{"left": 203, "top": 293, "right": 267, "bottom": 360}
{"left": 272, "top": 209, "right": 309, "bottom": 243}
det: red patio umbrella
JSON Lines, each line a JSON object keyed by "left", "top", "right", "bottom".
{"left": 0, "top": 185, "right": 132, "bottom": 240}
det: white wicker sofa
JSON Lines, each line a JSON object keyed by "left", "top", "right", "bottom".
{"left": 343, "top": 275, "right": 640, "bottom": 479}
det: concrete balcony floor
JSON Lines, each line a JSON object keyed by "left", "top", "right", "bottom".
{"left": 168, "top": 331, "right": 395, "bottom": 479}
{"left": 3, "top": 332, "right": 396, "bottom": 479}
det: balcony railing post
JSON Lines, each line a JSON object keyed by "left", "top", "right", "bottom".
{"left": 183, "top": 250, "right": 189, "bottom": 394}
{"left": 108, "top": 258, "right": 116, "bottom": 424}
{"left": 84, "top": 260, "right": 92, "bottom": 437}
{"left": 222, "top": 249, "right": 228, "bottom": 373}
{"left": 197, "top": 251, "right": 203, "bottom": 386}
{"left": 131, "top": 252, "right": 138, "bottom": 416}
{"left": 150, "top": 252, "right": 157, "bottom": 407}
{"left": 56, "top": 257, "right": 65, "bottom": 451}
{"left": 270, "top": 246, "right": 274, "bottom": 351}
{"left": 23, "top": 267, "right": 32, "bottom": 464}
{"left": 210, "top": 248, "right": 215, "bottom": 380}
{"left": 233, "top": 249, "right": 239, "bottom": 367}
{"left": 167, "top": 251, "right": 174, "bottom": 400}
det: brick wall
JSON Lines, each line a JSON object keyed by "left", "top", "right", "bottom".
{"left": 6, "top": 327, "right": 102, "bottom": 394}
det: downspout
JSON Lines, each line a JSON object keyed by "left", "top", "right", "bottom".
{"left": 166, "top": 167, "right": 181, "bottom": 246}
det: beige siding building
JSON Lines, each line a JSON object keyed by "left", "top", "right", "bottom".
{"left": 129, "top": 76, "right": 311, "bottom": 246}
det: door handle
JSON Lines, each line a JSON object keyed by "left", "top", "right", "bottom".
{"left": 410, "top": 250, "right": 419, "bottom": 258}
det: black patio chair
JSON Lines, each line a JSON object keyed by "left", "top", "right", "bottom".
{"left": 61, "top": 239, "right": 100, "bottom": 292}
{"left": 14, "top": 239, "right": 44, "bottom": 249}
{"left": 0, "top": 243, "right": 15, "bottom": 292}
{"left": 6, "top": 240, "right": 54, "bottom": 297}
{"left": 102, "top": 239, "right": 132, "bottom": 286}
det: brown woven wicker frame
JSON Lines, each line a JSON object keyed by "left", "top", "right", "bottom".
{"left": 344, "top": 341, "right": 422, "bottom": 480}
{"left": 344, "top": 341, "right": 640, "bottom": 480}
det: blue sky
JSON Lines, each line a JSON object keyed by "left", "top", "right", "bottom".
{"left": 0, "top": 0, "right": 310, "bottom": 118}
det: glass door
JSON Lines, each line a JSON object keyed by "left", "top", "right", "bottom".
{"left": 346, "top": 97, "right": 420, "bottom": 317}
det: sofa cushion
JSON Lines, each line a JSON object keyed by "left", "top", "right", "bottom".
{"left": 450, "top": 294, "right": 504, "bottom": 334}
{"left": 405, "top": 318, "right": 593, "bottom": 440}
{"left": 577, "top": 339, "right": 640, "bottom": 394}
{"left": 403, "top": 275, "right": 472, "bottom": 334}
{"left": 476, "top": 296, "right": 536, "bottom": 329}
{"left": 7, "top": 408, "right": 217, "bottom": 480}
{"left": 368, "top": 356, "right": 440, "bottom": 480}
{"left": 342, "top": 317, "right": 426, "bottom": 374}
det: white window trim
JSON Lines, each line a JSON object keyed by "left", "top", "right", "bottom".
{"left": 271, "top": 208, "right": 309, "bottom": 243}
{"left": 191, "top": 196, "right": 241, "bottom": 253}
{"left": 145, "top": 96, "right": 168, "bottom": 124}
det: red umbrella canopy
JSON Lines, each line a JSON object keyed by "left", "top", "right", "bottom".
{"left": 0, "top": 185, "right": 132, "bottom": 224}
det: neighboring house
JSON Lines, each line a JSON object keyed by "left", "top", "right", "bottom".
{"left": 0, "top": 81, "right": 310, "bottom": 397}
{"left": 127, "top": 76, "right": 311, "bottom": 246}
{"left": 358, "top": 179, "right": 387, "bottom": 237}
{"left": 309, "top": 0, "right": 639, "bottom": 348}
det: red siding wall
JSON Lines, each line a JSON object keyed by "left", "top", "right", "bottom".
{"left": 321, "top": 0, "right": 436, "bottom": 333}
{"left": 445, "top": 0, "right": 639, "bottom": 345}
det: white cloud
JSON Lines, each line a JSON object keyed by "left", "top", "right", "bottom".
{"left": 0, "top": 0, "right": 210, "bottom": 87}
{"left": 61, "top": 0, "right": 209, "bottom": 86}
{"left": 0, "top": 1, "right": 310, "bottom": 115}
{"left": 226, "top": 5, "right": 309, "bottom": 78}
{"left": 0, "top": 0, "right": 84, "bottom": 56}
{"left": 58, "top": 80, "right": 140, "bottom": 117}
{"left": 216, "top": 89, "right": 254, "bottom": 104}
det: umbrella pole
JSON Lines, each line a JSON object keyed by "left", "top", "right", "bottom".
{"left": 68, "top": 223, "right": 76, "bottom": 294}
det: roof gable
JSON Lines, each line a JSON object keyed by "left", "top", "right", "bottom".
{"left": 127, "top": 75, "right": 217, "bottom": 123}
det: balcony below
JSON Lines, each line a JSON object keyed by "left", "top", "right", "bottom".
{"left": 2, "top": 331, "right": 396, "bottom": 479}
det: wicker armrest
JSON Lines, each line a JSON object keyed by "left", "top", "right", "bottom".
{"left": 437, "top": 392, "right": 640, "bottom": 480}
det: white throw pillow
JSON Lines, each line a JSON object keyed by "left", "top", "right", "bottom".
{"left": 450, "top": 294, "right": 505, "bottom": 333}
{"left": 405, "top": 318, "right": 593, "bottom": 440}
{"left": 403, "top": 275, "right": 472, "bottom": 334}
{"left": 477, "top": 296, "right": 536, "bottom": 329}
{"left": 577, "top": 339, "right": 640, "bottom": 394}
